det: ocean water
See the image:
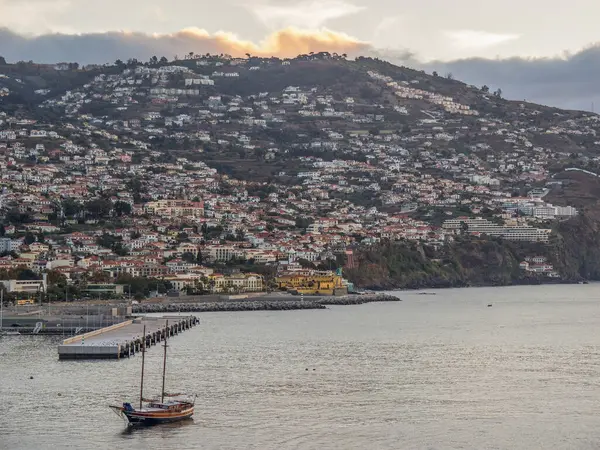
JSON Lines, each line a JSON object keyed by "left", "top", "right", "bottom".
{"left": 2, "top": 284, "right": 600, "bottom": 449}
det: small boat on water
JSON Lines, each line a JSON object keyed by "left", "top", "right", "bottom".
{"left": 110, "top": 320, "right": 195, "bottom": 426}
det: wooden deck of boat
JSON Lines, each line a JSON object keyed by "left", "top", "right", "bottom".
{"left": 57, "top": 315, "right": 199, "bottom": 360}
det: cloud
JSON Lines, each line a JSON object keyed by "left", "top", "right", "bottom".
{"left": 0, "top": 0, "right": 72, "bottom": 33}
{"left": 443, "top": 30, "right": 521, "bottom": 50}
{"left": 422, "top": 43, "right": 600, "bottom": 110}
{"left": 372, "top": 16, "right": 402, "bottom": 44}
{"left": 0, "top": 26, "right": 369, "bottom": 63}
{"left": 249, "top": 0, "right": 366, "bottom": 29}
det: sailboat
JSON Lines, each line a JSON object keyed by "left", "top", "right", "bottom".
{"left": 109, "top": 320, "right": 195, "bottom": 426}
{"left": 0, "top": 290, "right": 21, "bottom": 336}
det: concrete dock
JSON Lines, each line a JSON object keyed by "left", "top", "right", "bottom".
{"left": 57, "top": 315, "right": 199, "bottom": 360}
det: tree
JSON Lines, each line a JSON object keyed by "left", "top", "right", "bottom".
{"left": 235, "top": 229, "right": 245, "bottom": 241}
{"left": 184, "top": 285, "right": 195, "bottom": 295}
{"left": 5, "top": 208, "right": 31, "bottom": 225}
{"left": 87, "top": 271, "right": 111, "bottom": 283}
{"left": 297, "top": 258, "right": 316, "bottom": 269}
{"left": 432, "top": 71, "right": 438, "bottom": 77}
{"left": 182, "top": 252, "right": 196, "bottom": 263}
{"left": 126, "top": 177, "right": 144, "bottom": 202}
{"left": 445, "top": 72, "right": 454, "bottom": 80}
{"left": 85, "top": 198, "right": 112, "bottom": 219}
{"left": 17, "top": 269, "right": 38, "bottom": 280}
{"left": 113, "top": 242, "right": 128, "bottom": 256}
{"left": 97, "top": 233, "right": 119, "bottom": 249}
{"left": 295, "top": 217, "right": 313, "bottom": 229}
{"left": 24, "top": 232, "right": 36, "bottom": 245}
{"left": 481, "top": 85, "right": 490, "bottom": 93}
{"left": 0, "top": 224, "right": 5, "bottom": 237}
{"left": 159, "top": 56, "right": 168, "bottom": 64}
{"left": 114, "top": 201, "right": 132, "bottom": 217}
{"left": 62, "top": 198, "right": 82, "bottom": 217}
{"left": 47, "top": 270, "right": 67, "bottom": 285}
{"left": 493, "top": 88, "right": 503, "bottom": 98}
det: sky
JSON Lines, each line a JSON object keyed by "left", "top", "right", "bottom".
{"left": 1, "top": 0, "right": 600, "bottom": 110}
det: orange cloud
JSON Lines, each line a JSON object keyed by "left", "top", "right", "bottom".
{"left": 0, "top": 26, "right": 371, "bottom": 63}
{"left": 150, "top": 26, "right": 370, "bottom": 58}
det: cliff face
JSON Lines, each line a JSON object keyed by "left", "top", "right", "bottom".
{"left": 552, "top": 214, "right": 600, "bottom": 280}
{"left": 345, "top": 217, "right": 600, "bottom": 290}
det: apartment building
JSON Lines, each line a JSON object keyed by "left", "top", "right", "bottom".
{"left": 442, "top": 218, "right": 551, "bottom": 242}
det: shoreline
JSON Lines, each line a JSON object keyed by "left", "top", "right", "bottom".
{"left": 358, "top": 278, "right": 588, "bottom": 292}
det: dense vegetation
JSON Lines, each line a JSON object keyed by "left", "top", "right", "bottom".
{"left": 345, "top": 237, "right": 549, "bottom": 289}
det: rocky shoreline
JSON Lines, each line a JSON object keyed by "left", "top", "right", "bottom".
{"left": 132, "top": 293, "right": 400, "bottom": 314}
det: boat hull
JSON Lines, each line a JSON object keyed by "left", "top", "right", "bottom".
{"left": 111, "top": 404, "right": 194, "bottom": 427}
{"left": 125, "top": 410, "right": 193, "bottom": 425}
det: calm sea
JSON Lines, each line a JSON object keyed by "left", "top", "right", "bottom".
{"left": 2, "top": 284, "right": 600, "bottom": 449}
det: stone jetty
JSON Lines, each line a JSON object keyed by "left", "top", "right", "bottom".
{"left": 133, "top": 293, "right": 399, "bottom": 314}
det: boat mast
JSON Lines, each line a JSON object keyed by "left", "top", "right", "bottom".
{"left": 161, "top": 320, "right": 168, "bottom": 403}
{"left": 1, "top": 289, "right": 3, "bottom": 332}
{"left": 139, "top": 325, "right": 146, "bottom": 410}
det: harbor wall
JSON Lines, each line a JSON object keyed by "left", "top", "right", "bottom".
{"left": 133, "top": 293, "right": 400, "bottom": 314}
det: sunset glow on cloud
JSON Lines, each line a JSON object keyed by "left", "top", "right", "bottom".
{"left": 176, "top": 27, "right": 369, "bottom": 57}
{"left": 0, "top": 26, "right": 369, "bottom": 63}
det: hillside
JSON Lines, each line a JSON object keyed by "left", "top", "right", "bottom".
{"left": 2, "top": 54, "right": 598, "bottom": 185}
{"left": 2, "top": 53, "right": 600, "bottom": 290}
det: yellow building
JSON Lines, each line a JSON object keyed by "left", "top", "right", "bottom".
{"left": 275, "top": 271, "right": 344, "bottom": 295}
{"left": 208, "top": 273, "right": 264, "bottom": 293}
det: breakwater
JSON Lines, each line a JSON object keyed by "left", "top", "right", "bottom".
{"left": 133, "top": 293, "right": 400, "bottom": 314}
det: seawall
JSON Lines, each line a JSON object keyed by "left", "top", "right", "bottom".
{"left": 132, "top": 293, "right": 400, "bottom": 314}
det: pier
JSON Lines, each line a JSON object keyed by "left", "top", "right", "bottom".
{"left": 57, "top": 315, "right": 199, "bottom": 360}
